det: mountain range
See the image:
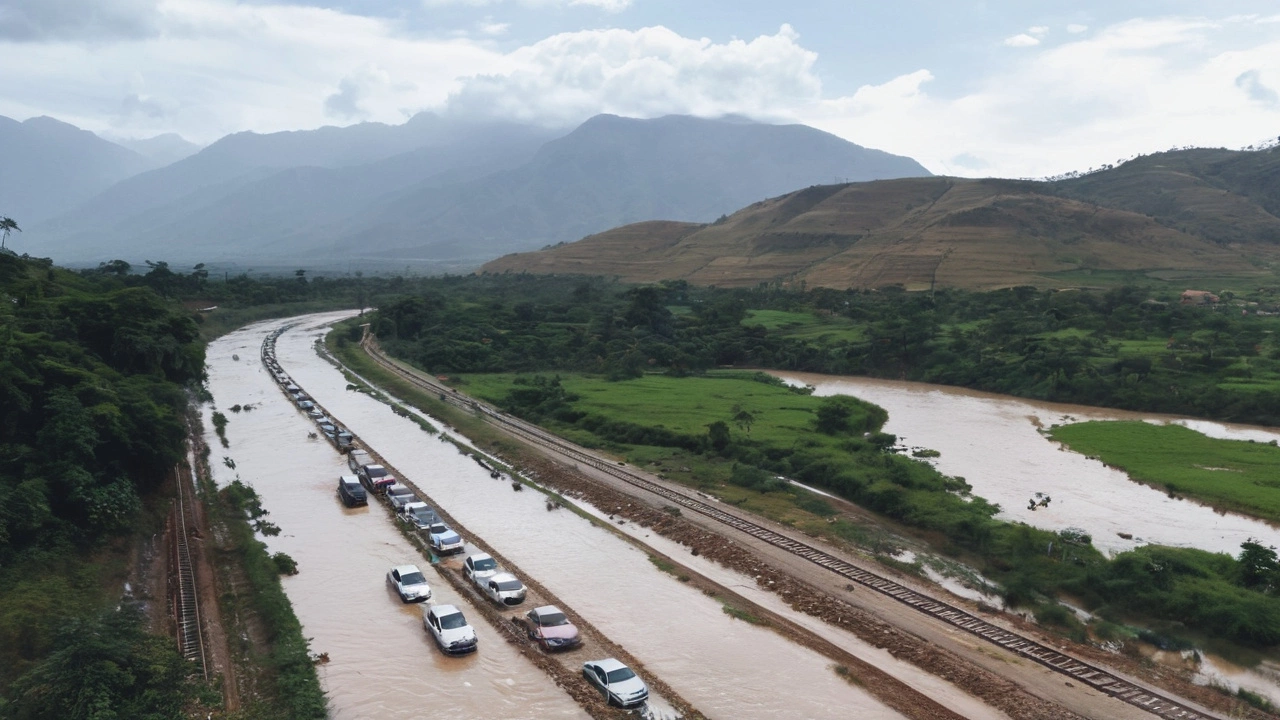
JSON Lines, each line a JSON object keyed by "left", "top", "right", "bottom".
{"left": 7, "top": 113, "right": 929, "bottom": 269}
{"left": 0, "top": 116, "right": 160, "bottom": 225}
{"left": 482, "top": 146, "right": 1280, "bottom": 290}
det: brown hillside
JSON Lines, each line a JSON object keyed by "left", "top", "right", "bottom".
{"left": 483, "top": 176, "right": 1265, "bottom": 290}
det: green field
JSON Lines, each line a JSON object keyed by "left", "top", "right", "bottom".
{"left": 741, "top": 309, "right": 864, "bottom": 342}
{"left": 460, "top": 370, "right": 849, "bottom": 446}
{"left": 1049, "top": 421, "right": 1280, "bottom": 522}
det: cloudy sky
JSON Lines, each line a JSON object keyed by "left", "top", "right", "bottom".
{"left": 2, "top": 0, "right": 1279, "bottom": 177}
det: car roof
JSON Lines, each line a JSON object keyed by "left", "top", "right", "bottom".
{"left": 431, "top": 604, "right": 462, "bottom": 617}
{"left": 588, "top": 658, "right": 628, "bottom": 673}
{"left": 490, "top": 572, "right": 519, "bottom": 583}
{"left": 391, "top": 564, "right": 421, "bottom": 575}
{"left": 404, "top": 501, "right": 430, "bottom": 510}
{"left": 466, "top": 552, "right": 493, "bottom": 563}
{"left": 530, "top": 605, "right": 563, "bottom": 617}
{"left": 386, "top": 483, "right": 410, "bottom": 492}
{"left": 339, "top": 475, "right": 360, "bottom": 483}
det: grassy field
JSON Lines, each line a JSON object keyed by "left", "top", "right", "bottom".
{"left": 452, "top": 370, "right": 911, "bottom": 542}
{"left": 459, "top": 370, "right": 837, "bottom": 444}
{"left": 741, "top": 309, "right": 864, "bottom": 342}
{"left": 1049, "top": 421, "right": 1280, "bottom": 523}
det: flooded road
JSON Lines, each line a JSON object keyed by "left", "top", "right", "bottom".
{"left": 274, "top": 316, "right": 907, "bottom": 720}
{"left": 778, "top": 372, "right": 1280, "bottom": 557}
{"left": 202, "top": 315, "right": 588, "bottom": 720}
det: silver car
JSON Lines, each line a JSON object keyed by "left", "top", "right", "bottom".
{"left": 387, "top": 564, "right": 431, "bottom": 603}
{"left": 582, "top": 658, "right": 648, "bottom": 708}
{"left": 463, "top": 553, "right": 499, "bottom": 584}
{"left": 481, "top": 572, "right": 526, "bottom": 606}
{"left": 398, "top": 501, "right": 438, "bottom": 531}
{"left": 386, "top": 483, "right": 417, "bottom": 511}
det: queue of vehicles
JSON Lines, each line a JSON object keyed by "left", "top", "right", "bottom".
{"left": 265, "top": 328, "right": 648, "bottom": 708}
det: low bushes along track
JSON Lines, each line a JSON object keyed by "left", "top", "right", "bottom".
{"left": 360, "top": 336, "right": 1224, "bottom": 720}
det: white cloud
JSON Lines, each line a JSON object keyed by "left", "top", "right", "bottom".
{"left": 1003, "top": 33, "right": 1040, "bottom": 47}
{"left": 1067, "top": 23, "right": 1089, "bottom": 34}
{"left": 569, "top": 0, "right": 631, "bottom": 10}
{"left": 478, "top": 20, "right": 510, "bottom": 36}
{"left": 0, "top": 0, "right": 161, "bottom": 41}
{"left": 3, "top": 6, "right": 1278, "bottom": 182}
{"left": 804, "top": 16, "right": 1280, "bottom": 178}
{"left": 444, "top": 24, "right": 819, "bottom": 124}
{"left": 0, "top": 0, "right": 507, "bottom": 142}
{"left": 422, "top": 0, "right": 632, "bottom": 11}
{"left": 1028, "top": 26, "right": 1049, "bottom": 36}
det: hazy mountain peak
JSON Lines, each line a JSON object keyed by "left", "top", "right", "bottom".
{"left": 0, "top": 114, "right": 151, "bottom": 224}
{"left": 114, "top": 133, "right": 202, "bottom": 167}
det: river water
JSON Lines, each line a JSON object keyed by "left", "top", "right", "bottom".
{"left": 778, "top": 372, "right": 1280, "bottom": 557}
{"left": 205, "top": 313, "right": 911, "bottom": 720}
{"left": 203, "top": 315, "right": 588, "bottom": 720}
{"left": 777, "top": 373, "right": 1280, "bottom": 705}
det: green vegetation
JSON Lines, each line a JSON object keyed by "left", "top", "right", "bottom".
{"left": 2, "top": 604, "right": 195, "bottom": 719}
{"left": 373, "top": 274, "right": 1280, "bottom": 428}
{"left": 1050, "top": 421, "right": 1280, "bottom": 522}
{"left": 720, "top": 604, "right": 767, "bottom": 625}
{"left": 210, "top": 479, "right": 326, "bottom": 719}
{"left": 364, "top": 274, "right": 1280, "bottom": 648}
{"left": 742, "top": 309, "right": 864, "bottom": 342}
{"left": 0, "top": 253, "right": 205, "bottom": 707}
{"left": 0, "top": 250, "right": 345, "bottom": 716}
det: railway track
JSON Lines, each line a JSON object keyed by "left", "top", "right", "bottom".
{"left": 359, "top": 336, "right": 1224, "bottom": 720}
{"left": 173, "top": 459, "right": 208, "bottom": 678}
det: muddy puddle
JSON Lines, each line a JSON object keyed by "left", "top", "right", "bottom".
{"left": 778, "top": 372, "right": 1280, "bottom": 558}
{"left": 273, "top": 315, "right": 907, "bottom": 720}
{"left": 202, "top": 315, "right": 588, "bottom": 720}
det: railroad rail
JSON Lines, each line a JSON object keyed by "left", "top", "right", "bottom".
{"left": 359, "top": 336, "right": 1223, "bottom": 720}
{"left": 173, "top": 459, "right": 208, "bottom": 679}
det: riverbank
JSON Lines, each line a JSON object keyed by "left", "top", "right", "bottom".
{"left": 1049, "top": 421, "right": 1280, "bottom": 524}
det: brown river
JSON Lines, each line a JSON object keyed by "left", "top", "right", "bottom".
{"left": 778, "top": 372, "right": 1280, "bottom": 557}
{"left": 203, "top": 313, "right": 944, "bottom": 720}
{"left": 776, "top": 373, "right": 1280, "bottom": 705}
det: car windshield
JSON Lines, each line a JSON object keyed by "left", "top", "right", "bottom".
{"left": 606, "top": 667, "right": 636, "bottom": 683}
{"left": 439, "top": 612, "right": 467, "bottom": 630}
{"left": 410, "top": 507, "right": 433, "bottom": 520}
{"left": 400, "top": 572, "right": 426, "bottom": 585}
{"left": 389, "top": 487, "right": 412, "bottom": 496}
{"left": 495, "top": 580, "right": 523, "bottom": 592}
{"left": 428, "top": 524, "right": 448, "bottom": 534}
{"left": 366, "top": 467, "right": 388, "bottom": 478}
{"left": 472, "top": 558, "right": 496, "bottom": 571}
{"left": 537, "top": 612, "right": 568, "bottom": 626}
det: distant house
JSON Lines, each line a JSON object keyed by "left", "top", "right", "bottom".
{"left": 1180, "top": 290, "right": 1219, "bottom": 305}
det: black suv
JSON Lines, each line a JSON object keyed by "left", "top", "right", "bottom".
{"left": 338, "top": 475, "right": 367, "bottom": 507}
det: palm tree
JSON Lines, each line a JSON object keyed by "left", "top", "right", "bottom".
{"left": 0, "top": 217, "right": 19, "bottom": 251}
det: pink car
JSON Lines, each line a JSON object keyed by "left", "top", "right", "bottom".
{"left": 524, "top": 605, "right": 580, "bottom": 651}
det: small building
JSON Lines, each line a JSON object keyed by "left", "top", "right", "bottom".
{"left": 1180, "top": 290, "right": 1219, "bottom": 305}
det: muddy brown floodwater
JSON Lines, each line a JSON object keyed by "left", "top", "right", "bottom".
{"left": 274, "top": 314, "right": 909, "bottom": 720}
{"left": 778, "top": 371, "right": 1280, "bottom": 705}
{"left": 778, "top": 372, "right": 1280, "bottom": 557}
{"left": 203, "top": 316, "right": 588, "bottom": 720}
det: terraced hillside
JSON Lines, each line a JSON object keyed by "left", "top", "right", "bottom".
{"left": 483, "top": 147, "right": 1280, "bottom": 290}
